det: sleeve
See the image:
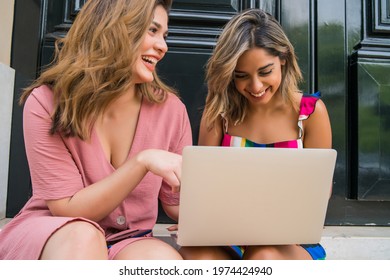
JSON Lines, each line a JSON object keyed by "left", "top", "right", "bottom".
{"left": 300, "top": 92, "right": 320, "bottom": 120}
{"left": 158, "top": 102, "right": 193, "bottom": 206}
{"left": 23, "top": 89, "right": 84, "bottom": 200}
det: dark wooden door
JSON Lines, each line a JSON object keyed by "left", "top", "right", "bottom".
{"left": 8, "top": 0, "right": 390, "bottom": 226}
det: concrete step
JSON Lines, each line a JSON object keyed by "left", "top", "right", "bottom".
{"left": 153, "top": 224, "right": 390, "bottom": 260}
{"left": 1, "top": 219, "right": 390, "bottom": 259}
{"left": 320, "top": 226, "right": 390, "bottom": 260}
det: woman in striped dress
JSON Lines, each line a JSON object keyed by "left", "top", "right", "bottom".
{"left": 179, "top": 8, "right": 332, "bottom": 260}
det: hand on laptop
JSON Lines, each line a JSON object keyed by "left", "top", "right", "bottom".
{"left": 167, "top": 224, "right": 179, "bottom": 242}
{"left": 166, "top": 224, "right": 178, "bottom": 231}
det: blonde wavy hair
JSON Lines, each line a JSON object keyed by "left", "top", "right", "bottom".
{"left": 20, "top": 0, "right": 174, "bottom": 140}
{"left": 203, "top": 8, "right": 303, "bottom": 131}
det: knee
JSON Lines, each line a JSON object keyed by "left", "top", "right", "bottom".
{"left": 41, "top": 221, "right": 107, "bottom": 259}
{"left": 244, "top": 245, "right": 311, "bottom": 260}
{"left": 179, "top": 246, "right": 231, "bottom": 260}
{"left": 146, "top": 240, "right": 182, "bottom": 260}
{"left": 66, "top": 221, "right": 105, "bottom": 248}
{"left": 243, "top": 245, "right": 282, "bottom": 260}
{"left": 53, "top": 221, "right": 107, "bottom": 255}
{"left": 115, "top": 238, "right": 183, "bottom": 260}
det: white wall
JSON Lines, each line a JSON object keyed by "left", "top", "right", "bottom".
{"left": 0, "top": 64, "right": 15, "bottom": 219}
{"left": 0, "top": 0, "right": 15, "bottom": 219}
{"left": 0, "top": 1, "right": 15, "bottom": 66}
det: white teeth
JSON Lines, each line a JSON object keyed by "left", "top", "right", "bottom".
{"left": 142, "top": 56, "right": 157, "bottom": 65}
{"left": 249, "top": 90, "right": 265, "bottom": 97}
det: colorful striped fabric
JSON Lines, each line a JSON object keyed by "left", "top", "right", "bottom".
{"left": 221, "top": 93, "right": 320, "bottom": 148}
{"left": 221, "top": 134, "right": 301, "bottom": 148}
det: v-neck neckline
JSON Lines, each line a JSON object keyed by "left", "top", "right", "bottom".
{"left": 92, "top": 96, "right": 145, "bottom": 171}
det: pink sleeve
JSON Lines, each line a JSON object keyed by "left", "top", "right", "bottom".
{"left": 23, "top": 88, "right": 84, "bottom": 200}
{"left": 158, "top": 103, "right": 193, "bottom": 206}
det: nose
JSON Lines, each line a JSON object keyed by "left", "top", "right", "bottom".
{"left": 248, "top": 76, "right": 264, "bottom": 93}
{"left": 155, "top": 36, "right": 168, "bottom": 55}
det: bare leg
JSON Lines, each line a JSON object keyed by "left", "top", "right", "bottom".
{"left": 40, "top": 221, "right": 108, "bottom": 260}
{"left": 179, "top": 246, "right": 232, "bottom": 260}
{"left": 243, "top": 245, "right": 312, "bottom": 260}
{"left": 114, "top": 238, "right": 182, "bottom": 260}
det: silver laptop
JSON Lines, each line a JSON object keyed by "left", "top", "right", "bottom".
{"left": 176, "top": 146, "right": 337, "bottom": 246}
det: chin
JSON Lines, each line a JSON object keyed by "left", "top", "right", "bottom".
{"left": 134, "top": 73, "right": 154, "bottom": 84}
{"left": 143, "top": 75, "right": 154, "bottom": 83}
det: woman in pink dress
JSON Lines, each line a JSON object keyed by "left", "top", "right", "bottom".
{"left": 0, "top": 0, "right": 192, "bottom": 260}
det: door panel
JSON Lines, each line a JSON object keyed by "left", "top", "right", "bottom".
{"left": 8, "top": 0, "right": 390, "bottom": 225}
{"left": 7, "top": 0, "right": 42, "bottom": 217}
{"left": 316, "top": 0, "right": 347, "bottom": 200}
{"left": 356, "top": 60, "right": 390, "bottom": 201}
{"left": 280, "top": 0, "right": 312, "bottom": 93}
{"left": 351, "top": 0, "right": 390, "bottom": 203}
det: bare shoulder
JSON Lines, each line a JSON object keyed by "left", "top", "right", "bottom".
{"left": 313, "top": 98, "right": 329, "bottom": 115}
{"left": 305, "top": 98, "right": 331, "bottom": 125}
{"left": 198, "top": 114, "right": 223, "bottom": 146}
{"left": 303, "top": 98, "right": 332, "bottom": 148}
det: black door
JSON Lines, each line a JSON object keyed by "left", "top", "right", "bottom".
{"left": 8, "top": 0, "right": 390, "bottom": 226}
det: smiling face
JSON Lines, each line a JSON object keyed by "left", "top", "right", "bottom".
{"left": 233, "top": 47, "right": 285, "bottom": 106}
{"left": 133, "top": 5, "right": 169, "bottom": 84}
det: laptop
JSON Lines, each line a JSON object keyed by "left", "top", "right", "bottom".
{"left": 176, "top": 146, "right": 337, "bottom": 246}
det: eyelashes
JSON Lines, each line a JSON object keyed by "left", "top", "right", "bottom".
{"left": 234, "top": 69, "right": 273, "bottom": 79}
{"left": 149, "top": 26, "right": 168, "bottom": 40}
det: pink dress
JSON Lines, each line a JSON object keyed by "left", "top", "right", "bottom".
{"left": 0, "top": 85, "right": 192, "bottom": 259}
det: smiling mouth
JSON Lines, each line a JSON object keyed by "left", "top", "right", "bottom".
{"left": 142, "top": 56, "right": 158, "bottom": 65}
{"left": 249, "top": 89, "right": 266, "bottom": 98}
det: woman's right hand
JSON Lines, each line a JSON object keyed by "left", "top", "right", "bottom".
{"left": 136, "top": 149, "right": 182, "bottom": 193}
{"left": 46, "top": 149, "right": 182, "bottom": 221}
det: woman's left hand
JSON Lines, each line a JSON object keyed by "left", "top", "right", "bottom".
{"left": 166, "top": 224, "right": 178, "bottom": 231}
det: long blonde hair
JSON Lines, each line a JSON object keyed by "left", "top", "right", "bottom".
{"left": 20, "top": 0, "right": 174, "bottom": 140}
{"left": 203, "top": 8, "right": 303, "bottom": 131}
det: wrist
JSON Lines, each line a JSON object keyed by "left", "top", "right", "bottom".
{"left": 135, "top": 149, "right": 153, "bottom": 173}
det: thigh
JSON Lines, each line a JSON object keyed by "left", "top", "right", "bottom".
{"left": 0, "top": 215, "right": 100, "bottom": 259}
{"left": 111, "top": 237, "right": 182, "bottom": 260}
{"left": 41, "top": 221, "right": 107, "bottom": 260}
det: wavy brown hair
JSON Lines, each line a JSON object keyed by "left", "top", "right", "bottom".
{"left": 203, "top": 8, "right": 303, "bottom": 131}
{"left": 20, "top": 0, "right": 174, "bottom": 140}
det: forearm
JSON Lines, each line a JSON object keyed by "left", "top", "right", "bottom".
{"left": 47, "top": 152, "right": 148, "bottom": 221}
{"left": 161, "top": 203, "right": 179, "bottom": 222}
